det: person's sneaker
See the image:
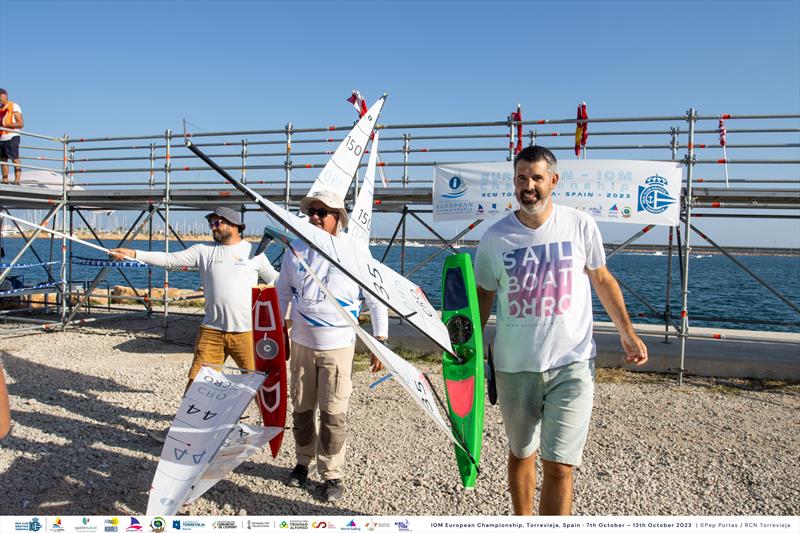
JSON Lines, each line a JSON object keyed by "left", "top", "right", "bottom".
{"left": 148, "top": 428, "right": 169, "bottom": 443}
{"left": 286, "top": 464, "right": 308, "bottom": 487}
{"left": 322, "top": 478, "right": 343, "bottom": 502}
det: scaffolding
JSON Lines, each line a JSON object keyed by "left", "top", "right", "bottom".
{"left": 1, "top": 108, "right": 798, "bottom": 384}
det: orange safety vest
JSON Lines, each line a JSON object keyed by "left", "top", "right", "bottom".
{"left": 1, "top": 101, "right": 20, "bottom": 129}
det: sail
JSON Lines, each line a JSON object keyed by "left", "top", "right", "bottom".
{"left": 347, "top": 131, "right": 379, "bottom": 246}
{"left": 146, "top": 366, "right": 265, "bottom": 515}
{"left": 186, "top": 141, "right": 454, "bottom": 355}
{"left": 182, "top": 423, "right": 282, "bottom": 506}
{"left": 290, "top": 245, "right": 464, "bottom": 451}
{"left": 308, "top": 95, "right": 386, "bottom": 198}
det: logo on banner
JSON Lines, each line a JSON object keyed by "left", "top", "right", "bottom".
{"left": 125, "top": 518, "right": 143, "bottom": 532}
{"left": 149, "top": 517, "right": 165, "bottom": 533}
{"left": 14, "top": 518, "right": 42, "bottom": 532}
{"left": 442, "top": 175, "right": 469, "bottom": 199}
{"left": 50, "top": 518, "right": 65, "bottom": 532}
{"left": 609, "top": 204, "right": 619, "bottom": 218}
{"left": 104, "top": 518, "right": 120, "bottom": 533}
{"left": 638, "top": 175, "right": 676, "bottom": 214}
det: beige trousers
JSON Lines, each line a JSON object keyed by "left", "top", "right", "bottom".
{"left": 289, "top": 341, "right": 355, "bottom": 481}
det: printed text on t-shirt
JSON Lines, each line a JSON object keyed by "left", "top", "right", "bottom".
{"left": 503, "top": 241, "right": 573, "bottom": 318}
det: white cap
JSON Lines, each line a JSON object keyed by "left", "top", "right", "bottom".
{"left": 300, "top": 190, "right": 349, "bottom": 229}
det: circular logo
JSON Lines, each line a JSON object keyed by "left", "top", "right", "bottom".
{"left": 150, "top": 517, "right": 166, "bottom": 533}
{"left": 449, "top": 175, "right": 462, "bottom": 190}
{"left": 255, "top": 338, "right": 279, "bottom": 360}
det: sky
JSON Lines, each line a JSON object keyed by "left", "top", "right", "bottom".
{"left": 1, "top": 0, "right": 798, "bottom": 247}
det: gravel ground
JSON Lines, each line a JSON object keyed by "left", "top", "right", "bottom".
{"left": 0, "top": 312, "right": 798, "bottom": 516}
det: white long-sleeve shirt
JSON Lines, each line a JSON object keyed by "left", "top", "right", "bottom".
{"left": 137, "top": 240, "right": 278, "bottom": 332}
{"left": 277, "top": 239, "right": 388, "bottom": 350}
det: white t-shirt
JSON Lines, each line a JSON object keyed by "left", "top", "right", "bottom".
{"left": 137, "top": 240, "right": 278, "bottom": 332}
{"left": 277, "top": 238, "right": 389, "bottom": 351}
{"left": 475, "top": 204, "right": 606, "bottom": 373}
{"left": 1, "top": 103, "right": 22, "bottom": 140}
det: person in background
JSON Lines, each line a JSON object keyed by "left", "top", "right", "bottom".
{"left": 0, "top": 88, "right": 24, "bottom": 185}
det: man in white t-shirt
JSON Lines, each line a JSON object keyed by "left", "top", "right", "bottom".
{"left": 277, "top": 189, "right": 388, "bottom": 503}
{"left": 475, "top": 146, "right": 647, "bottom": 515}
{"left": 0, "top": 88, "right": 24, "bottom": 185}
{"left": 111, "top": 206, "right": 279, "bottom": 441}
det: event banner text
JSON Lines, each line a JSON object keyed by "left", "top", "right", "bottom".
{"left": 433, "top": 160, "right": 683, "bottom": 226}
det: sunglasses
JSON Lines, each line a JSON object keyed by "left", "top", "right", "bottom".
{"left": 306, "top": 207, "right": 339, "bottom": 219}
{"left": 208, "top": 219, "right": 226, "bottom": 229}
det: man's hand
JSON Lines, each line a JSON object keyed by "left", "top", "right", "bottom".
{"left": 371, "top": 337, "right": 388, "bottom": 372}
{"left": 620, "top": 330, "right": 648, "bottom": 366}
{"left": 109, "top": 248, "right": 135, "bottom": 261}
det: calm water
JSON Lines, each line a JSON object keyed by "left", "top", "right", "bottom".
{"left": 2, "top": 237, "right": 798, "bottom": 332}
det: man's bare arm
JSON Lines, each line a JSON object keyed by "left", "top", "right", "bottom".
{"left": 587, "top": 266, "right": 648, "bottom": 365}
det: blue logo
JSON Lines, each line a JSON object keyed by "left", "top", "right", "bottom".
{"left": 172, "top": 521, "right": 181, "bottom": 530}
{"left": 638, "top": 175, "right": 676, "bottom": 214}
{"left": 443, "top": 174, "right": 469, "bottom": 199}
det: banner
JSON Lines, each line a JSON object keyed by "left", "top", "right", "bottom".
{"left": 433, "top": 160, "right": 683, "bottom": 226}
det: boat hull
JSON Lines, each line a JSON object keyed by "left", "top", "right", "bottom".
{"left": 252, "top": 286, "right": 287, "bottom": 458}
{"left": 441, "top": 253, "right": 485, "bottom": 488}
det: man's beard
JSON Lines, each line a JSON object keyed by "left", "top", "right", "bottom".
{"left": 212, "top": 231, "right": 226, "bottom": 243}
{"left": 517, "top": 191, "right": 550, "bottom": 215}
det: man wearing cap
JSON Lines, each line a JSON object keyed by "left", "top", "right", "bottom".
{"left": 110, "top": 206, "right": 278, "bottom": 441}
{"left": 0, "top": 88, "right": 24, "bottom": 185}
{"left": 277, "top": 189, "right": 388, "bottom": 502}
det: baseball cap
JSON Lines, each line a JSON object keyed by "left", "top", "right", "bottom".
{"left": 205, "top": 206, "right": 245, "bottom": 231}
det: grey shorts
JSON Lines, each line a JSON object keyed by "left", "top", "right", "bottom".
{"left": 496, "top": 359, "right": 595, "bottom": 466}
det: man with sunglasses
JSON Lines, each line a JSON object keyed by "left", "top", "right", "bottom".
{"left": 276, "top": 189, "right": 388, "bottom": 502}
{"left": 110, "top": 206, "right": 278, "bottom": 442}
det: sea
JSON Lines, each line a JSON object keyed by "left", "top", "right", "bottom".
{"left": 1, "top": 237, "right": 798, "bottom": 333}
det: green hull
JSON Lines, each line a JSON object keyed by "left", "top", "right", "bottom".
{"left": 441, "top": 253, "right": 485, "bottom": 488}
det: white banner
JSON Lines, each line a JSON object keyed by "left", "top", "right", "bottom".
{"left": 433, "top": 160, "right": 683, "bottom": 226}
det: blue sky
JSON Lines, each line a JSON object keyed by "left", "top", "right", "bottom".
{"left": 1, "top": 0, "right": 798, "bottom": 246}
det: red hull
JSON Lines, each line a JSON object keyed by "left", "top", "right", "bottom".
{"left": 252, "top": 287, "right": 287, "bottom": 458}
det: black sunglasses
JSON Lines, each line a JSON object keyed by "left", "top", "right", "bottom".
{"left": 306, "top": 207, "right": 339, "bottom": 219}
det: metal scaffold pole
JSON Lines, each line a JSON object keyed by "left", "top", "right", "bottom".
{"left": 164, "top": 129, "right": 172, "bottom": 338}
{"left": 665, "top": 226, "right": 674, "bottom": 344}
{"left": 678, "top": 108, "right": 697, "bottom": 385}
{"left": 59, "top": 135, "right": 70, "bottom": 327}
{"left": 285, "top": 123, "right": 293, "bottom": 210}
{"left": 402, "top": 133, "right": 410, "bottom": 187}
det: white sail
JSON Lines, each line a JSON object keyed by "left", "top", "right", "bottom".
{"left": 182, "top": 423, "right": 281, "bottom": 506}
{"left": 290, "top": 245, "right": 464, "bottom": 451}
{"left": 308, "top": 95, "right": 386, "bottom": 197}
{"left": 187, "top": 140, "right": 453, "bottom": 355}
{"left": 347, "top": 131, "right": 379, "bottom": 246}
{"left": 146, "top": 366, "right": 265, "bottom": 515}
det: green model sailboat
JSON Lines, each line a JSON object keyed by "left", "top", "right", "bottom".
{"left": 441, "top": 253, "right": 485, "bottom": 488}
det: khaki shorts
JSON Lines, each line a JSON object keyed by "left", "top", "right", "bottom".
{"left": 188, "top": 326, "right": 255, "bottom": 380}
